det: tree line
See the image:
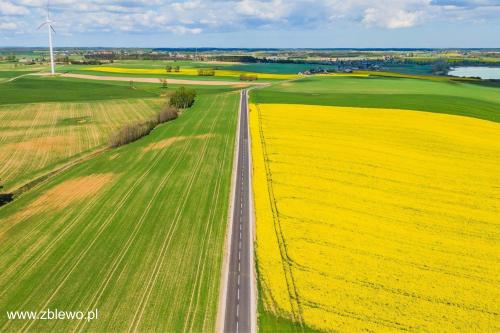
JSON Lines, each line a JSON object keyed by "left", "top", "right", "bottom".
{"left": 109, "top": 87, "right": 196, "bottom": 148}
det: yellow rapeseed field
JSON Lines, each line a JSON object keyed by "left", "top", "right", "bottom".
{"left": 84, "top": 66, "right": 298, "bottom": 80}
{"left": 250, "top": 103, "right": 500, "bottom": 332}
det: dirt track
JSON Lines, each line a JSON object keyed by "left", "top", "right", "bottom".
{"left": 37, "top": 73, "right": 268, "bottom": 87}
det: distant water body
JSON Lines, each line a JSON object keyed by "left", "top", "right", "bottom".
{"left": 449, "top": 67, "right": 500, "bottom": 80}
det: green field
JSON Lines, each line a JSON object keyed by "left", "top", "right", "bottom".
{"left": 0, "top": 88, "right": 239, "bottom": 331}
{"left": 0, "top": 76, "right": 158, "bottom": 105}
{"left": 251, "top": 75, "right": 500, "bottom": 123}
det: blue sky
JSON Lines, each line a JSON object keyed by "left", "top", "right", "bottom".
{"left": 1, "top": 0, "right": 500, "bottom": 47}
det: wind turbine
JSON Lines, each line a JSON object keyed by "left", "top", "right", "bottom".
{"left": 38, "top": 2, "right": 56, "bottom": 75}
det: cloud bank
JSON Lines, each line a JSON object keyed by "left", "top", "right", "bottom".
{"left": 0, "top": 0, "right": 499, "bottom": 44}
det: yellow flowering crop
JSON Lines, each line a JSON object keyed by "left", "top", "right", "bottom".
{"left": 250, "top": 103, "right": 500, "bottom": 332}
{"left": 84, "top": 66, "right": 298, "bottom": 80}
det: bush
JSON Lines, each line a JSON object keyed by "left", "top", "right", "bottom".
{"left": 169, "top": 87, "right": 196, "bottom": 109}
{"left": 109, "top": 120, "right": 157, "bottom": 148}
{"left": 0, "top": 193, "right": 13, "bottom": 206}
{"left": 240, "top": 74, "right": 258, "bottom": 81}
{"left": 0, "top": 179, "right": 14, "bottom": 207}
{"left": 157, "top": 106, "right": 179, "bottom": 123}
{"left": 197, "top": 69, "right": 215, "bottom": 76}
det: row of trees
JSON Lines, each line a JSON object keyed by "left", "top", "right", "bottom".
{"left": 109, "top": 87, "right": 197, "bottom": 148}
{"left": 109, "top": 106, "right": 179, "bottom": 148}
{"left": 166, "top": 65, "right": 180, "bottom": 73}
{"left": 240, "top": 74, "right": 258, "bottom": 81}
{"left": 197, "top": 69, "right": 215, "bottom": 76}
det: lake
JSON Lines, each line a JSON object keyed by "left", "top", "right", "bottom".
{"left": 449, "top": 66, "right": 500, "bottom": 80}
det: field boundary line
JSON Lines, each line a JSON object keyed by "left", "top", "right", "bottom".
{"left": 216, "top": 90, "right": 242, "bottom": 333}
{"left": 0, "top": 72, "right": 34, "bottom": 84}
{"left": 9, "top": 146, "right": 109, "bottom": 197}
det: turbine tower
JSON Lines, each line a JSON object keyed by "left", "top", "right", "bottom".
{"left": 38, "top": 3, "right": 55, "bottom": 75}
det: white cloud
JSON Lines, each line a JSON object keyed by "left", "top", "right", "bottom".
{"left": 362, "top": 7, "right": 424, "bottom": 28}
{"left": 0, "top": 0, "right": 29, "bottom": 15}
{"left": 235, "top": 0, "right": 290, "bottom": 20}
{"left": 166, "top": 25, "right": 202, "bottom": 34}
{"left": 0, "top": 21, "right": 18, "bottom": 30}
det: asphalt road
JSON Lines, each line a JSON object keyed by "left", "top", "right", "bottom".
{"left": 223, "top": 90, "right": 253, "bottom": 333}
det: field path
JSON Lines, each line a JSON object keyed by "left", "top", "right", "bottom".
{"left": 35, "top": 72, "right": 269, "bottom": 87}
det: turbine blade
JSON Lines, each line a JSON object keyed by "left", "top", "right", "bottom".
{"left": 50, "top": 25, "right": 56, "bottom": 34}
{"left": 37, "top": 22, "right": 47, "bottom": 30}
